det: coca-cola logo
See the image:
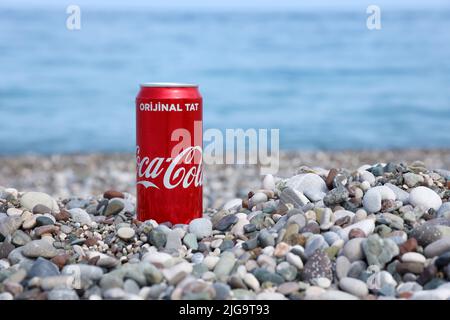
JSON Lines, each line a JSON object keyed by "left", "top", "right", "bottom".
{"left": 136, "top": 146, "right": 203, "bottom": 189}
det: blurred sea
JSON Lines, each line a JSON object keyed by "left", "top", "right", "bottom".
{"left": 1, "top": 7, "right": 450, "bottom": 154}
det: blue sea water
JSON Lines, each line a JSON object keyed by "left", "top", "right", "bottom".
{"left": 1, "top": 7, "right": 450, "bottom": 154}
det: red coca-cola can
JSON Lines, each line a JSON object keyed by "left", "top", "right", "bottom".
{"left": 135, "top": 83, "right": 203, "bottom": 224}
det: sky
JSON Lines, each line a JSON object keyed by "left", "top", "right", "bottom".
{"left": 2, "top": 0, "right": 450, "bottom": 10}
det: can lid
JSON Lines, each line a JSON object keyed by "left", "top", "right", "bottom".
{"left": 140, "top": 82, "right": 198, "bottom": 88}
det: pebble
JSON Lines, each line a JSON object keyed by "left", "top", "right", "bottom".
{"left": 409, "top": 186, "right": 442, "bottom": 211}
{"left": 68, "top": 208, "right": 92, "bottom": 226}
{"left": 11, "top": 230, "right": 32, "bottom": 246}
{"left": 148, "top": 228, "right": 167, "bottom": 248}
{"left": 286, "top": 252, "right": 304, "bottom": 269}
{"left": 103, "top": 190, "right": 124, "bottom": 199}
{"left": 20, "top": 192, "right": 59, "bottom": 213}
{"left": 117, "top": 227, "right": 135, "bottom": 240}
{"left": 215, "top": 214, "right": 238, "bottom": 231}
{"left": 162, "top": 262, "right": 193, "bottom": 285}
{"left": 362, "top": 186, "right": 396, "bottom": 213}
{"left": 28, "top": 257, "right": 60, "bottom": 278}
{"left": 22, "top": 239, "right": 58, "bottom": 258}
{"left": 318, "top": 290, "right": 359, "bottom": 300}
{"left": 243, "top": 273, "right": 260, "bottom": 291}
{"left": 302, "top": 251, "right": 333, "bottom": 283}
{"left": 0, "top": 216, "right": 22, "bottom": 238}
{"left": 287, "top": 173, "right": 328, "bottom": 202}
{"left": 366, "top": 271, "right": 397, "bottom": 292}
{"left": 257, "top": 229, "right": 275, "bottom": 248}
{"left": 104, "top": 198, "right": 125, "bottom": 216}
{"left": 263, "top": 174, "right": 276, "bottom": 190}
{"left": 47, "top": 288, "right": 79, "bottom": 300}
{"left": 437, "top": 202, "right": 450, "bottom": 218}
{"left": 403, "top": 172, "right": 424, "bottom": 187}
{"left": 362, "top": 234, "right": 399, "bottom": 268}
{"left": 424, "top": 238, "right": 450, "bottom": 258}
{"left": 401, "top": 252, "right": 426, "bottom": 264}
{"left": 341, "top": 219, "right": 375, "bottom": 241}
{"left": 304, "top": 235, "right": 329, "bottom": 257}
{"left": 36, "top": 216, "right": 54, "bottom": 226}
{"left": 183, "top": 233, "right": 198, "bottom": 250}
{"left": 342, "top": 238, "right": 365, "bottom": 262}
{"left": 336, "top": 256, "right": 351, "bottom": 280}
{"left": 385, "top": 183, "right": 409, "bottom": 204}
{"left": 189, "top": 218, "right": 213, "bottom": 239}
{"left": 339, "top": 277, "right": 369, "bottom": 298}
{"left": 214, "top": 252, "right": 236, "bottom": 280}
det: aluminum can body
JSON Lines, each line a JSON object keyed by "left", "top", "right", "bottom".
{"left": 135, "top": 83, "right": 202, "bottom": 224}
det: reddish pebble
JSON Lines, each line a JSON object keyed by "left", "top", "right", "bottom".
{"left": 85, "top": 237, "right": 98, "bottom": 246}
{"left": 399, "top": 238, "right": 418, "bottom": 255}
{"left": 51, "top": 254, "right": 70, "bottom": 269}
{"left": 53, "top": 209, "right": 70, "bottom": 222}
{"left": 326, "top": 168, "right": 338, "bottom": 190}
{"left": 399, "top": 291, "right": 413, "bottom": 299}
{"left": 103, "top": 190, "right": 125, "bottom": 199}
{"left": 348, "top": 228, "right": 366, "bottom": 239}
{"left": 446, "top": 181, "right": 450, "bottom": 189}
{"left": 34, "top": 225, "right": 59, "bottom": 236}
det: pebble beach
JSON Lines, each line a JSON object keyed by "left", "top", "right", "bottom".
{"left": 1, "top": 149, "right": 450, "bottom": 300}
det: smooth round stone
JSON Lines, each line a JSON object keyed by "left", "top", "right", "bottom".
{"left": 189, "top": 218, "right": 213, "bottom": 240}
{"left": 276, "top": 262, "right": 297, "bottom": 281}
{"left": 311, "top": 277, "right": 331, "bottom": 289}
{"left": 339, "top": 277, "right": 369, "bottom": 298}
{"left": 366, "top": 271, "right": 397, "bottom": 292}
{"left": 11, "top": 230, "right": 32, "bottom": 246}
{"left": 347, "top": 261, "right": 367, "bottom": 279}
{"left": 424, "top": 238, "right": 450, "bottom": 258}
{"left": 183, "top": 233, "right": 198, "bottom": 250}
{"left": 20, "top": 192, "right": 59, "bottom": 213}
{"left": 162, "top": 262, "right": 193, "bottom": 285}
{"left": 437, "top": 202, "right": 450, "bottom": 218}
{"left": 36, "top": 216, "right": 54, "bottom": 226}
{"left": 397, "top": 282, "right": 423, "bottom": 294}
{"left": 403, "top": 173, "right": 424, "bottom": 187}
{"left": 142, "top": 251, "right": 172, "bottom": 266}
{"left": 409, "top": 187, "right": 442, "bottom": 211}
{"left": 214, "top": 252, "right": 236, "bottom": 280}
{"left": 323, "top": 232, "right": 341, "bottom": 246}
{"left": 385, "top": 183, "right": 409, "bottom": 204}
{"left": 257, "top": 229, "right": 275, "bottom": 248}
{"left": 286, "top": 252, "right": 303, "bottom": 269}
{"left": 256, "top": 292, "right": 287, "bottom": 300}
{"left": 117, "top": 227, "right": 135, "bottom": 240}
{"left": 362, "top": 234, "right": 399, "bottom": 268}
{"left": 304, "top": 235, "right": 329, "bottom": 257}
{"left": 6, "top": 208, "right": 22, "bottom": 217}
{"left": 243, "top": 224, "right": 257, "bottom": 233}
{"left": 28, "top": 257, "right": 60, "bottom": 278}
{"left": 22, "top": 216, "right": 37, "bottom": 230}
{"left": 286, "top": 213, "right": 306, "bottom": 229}
{"left": 148, "top": 229, "right": 167, "bottom": 248}
{"left": 165, "top": 230, "right": 182, "bottom": 250}
{"left": 302, "top": 251, "right": 332, "bottom": 283}
{"left": 191, "top": 252, "right": 204, "bottom": 264}
{"left": 359, "top": 170, "right": 375, "bottom": 184}
{"left": 336, "top": 256, "right": 351, "bottom": 280}
{"left": 318, "top": 290, "right": 359, "bottom": 300}
{"left": 250, "top": 192, "right": 268, "bottom": 206}
{"left": 286, "top": 173, "right": 328, "bottom": 202}
{"left": 32, "top": 204, "right": 52, "bottom": 214}
{"left": 0, "top": 292, "right": 13, "bottom": 300}
{"left": 341, "top": 219, "right": 375, "bottom": 241}
{"left": 342, "top": 238, "right": 365, "bottom": 262}
{"left": 47, "top": 288, "right": 79, "bottom": 300}
{"left": 362, "top": 186, "right": 396, "bottom": 213}
{"left": 22, "top": 239, "right": 58, "bottom": 258}
{"left": 277, "top": 282, "right": 300, "bottom": 295}
{"left": 62, "top": 264, "right": 103, "bottom": 281}
{"left": 213, "top": 282, "right": 231, "bottom": 300}
{"left": 243, "top": 273, "right": 260, "bottom": 291}
{"left": 215, "top": 214, "right": 238, "bottom": 231}
{"left": 68, "top": 208, "right": 92, "bottom": 226}
{"left": 104, "top": 198, "right": 125, "bottom": 216}
{"left": 203, "top": 256, "right": 220, "bottom": 270}
{"left": 402, "top": 252, "right": 426, "bottom": 264}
